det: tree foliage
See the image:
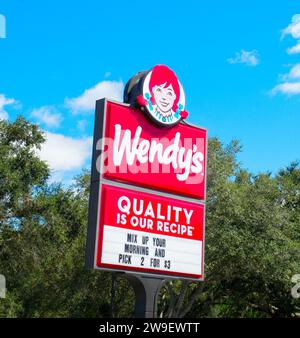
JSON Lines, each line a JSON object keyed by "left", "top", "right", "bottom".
{"left": 0, "top": 118, "right": 300, "bottom": 317}
{"left": 158, "top": 139, "right": 300, "bottom": 318}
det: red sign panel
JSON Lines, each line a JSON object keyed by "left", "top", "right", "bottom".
{"left": 96, "top": 184, "right": 205, "bottom": 279}
{"left": 98, "top": 101, "right": 207, "bottom": 200}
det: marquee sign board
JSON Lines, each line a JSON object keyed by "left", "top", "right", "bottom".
{"left": 96, "top": 183, "right": 204, "bottom": 279}
{"left": 86, "top": 65, "right": 207, "bottom": 280}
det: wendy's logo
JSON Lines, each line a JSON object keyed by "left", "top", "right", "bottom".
{"left": 124, "top": 65, "right": 188, "bottom": 127}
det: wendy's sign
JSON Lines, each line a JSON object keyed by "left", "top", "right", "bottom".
{"left": 86, "top": 65, "right": 207, "bottom": 280}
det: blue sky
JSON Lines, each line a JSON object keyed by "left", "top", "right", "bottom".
{"left": 0, "top": 0, "right": 300, "bottom": 183}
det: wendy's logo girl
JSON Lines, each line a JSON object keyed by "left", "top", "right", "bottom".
{"left": 124, "top": 65, "right": 188, "bottom": 127}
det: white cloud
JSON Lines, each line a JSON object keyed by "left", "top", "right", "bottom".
{"left": 39, "top": 132, "right": 92, "bottom": 171}
{"left": 31, "top": 106, "right": 62, "bottom": 128}
{"left": 272, "top": 82, "right": 300, "bottom": 96}
{"left": 287, "top": 41, "right": 300, "bottom": 54}
{"left": 280, "top": 64, "right": 300, "bottom": 81}
{"left": 282, "top": 15, "right": 300, "bottom": 54}
{"left": 282, "top": 14, "right": 300, "bottom": 40}
{"left": 287, "top": 64, "right": 300, "bottom": 79}
{"left": 0, "top": 94, "right": 16, "bottom": 120}
{"left": 272, "top": 64, "right": 300, "bottom": 96}
{"left": 273, "top": 15, "right": 300, "bottom": 95}
{"left": 227, "top": 50, "right": 260, "bottom": 66}
{"left": 65, "top": 80, "right": 124, "bottom": 113}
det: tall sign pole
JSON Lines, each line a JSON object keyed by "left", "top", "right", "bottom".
{"left": 86, "top": 65, "right": 207, "bottom": 318}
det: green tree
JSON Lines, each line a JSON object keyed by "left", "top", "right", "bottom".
{"left": 1, "top": 117, "right": 300, "bottom": 318}
{"left": 158, "top": 139, "right": 300, "bottom": 318}
{"left": 0, "top": 117, "right": 49, "bottom": 316}
{"left": 0, "top": 118, "right": 134, "bottom": 317}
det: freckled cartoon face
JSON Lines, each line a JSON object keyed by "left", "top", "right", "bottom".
{"left": 152, "top": 83, "right": 177, "bottom": 114}
{"left": 142, "top": 65, "right": 186, "bottom": 126}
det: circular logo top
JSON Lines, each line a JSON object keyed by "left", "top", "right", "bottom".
{"left": 142, "top": 65, "right": 186, "bottom": 127}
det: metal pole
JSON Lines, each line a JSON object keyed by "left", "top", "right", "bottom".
{"left": 125, "top": 274, "right": 167, "bottom": 318}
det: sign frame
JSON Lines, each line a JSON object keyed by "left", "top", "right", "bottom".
{"left": 85, "top": 98, "right": 207, "bottom": 282}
